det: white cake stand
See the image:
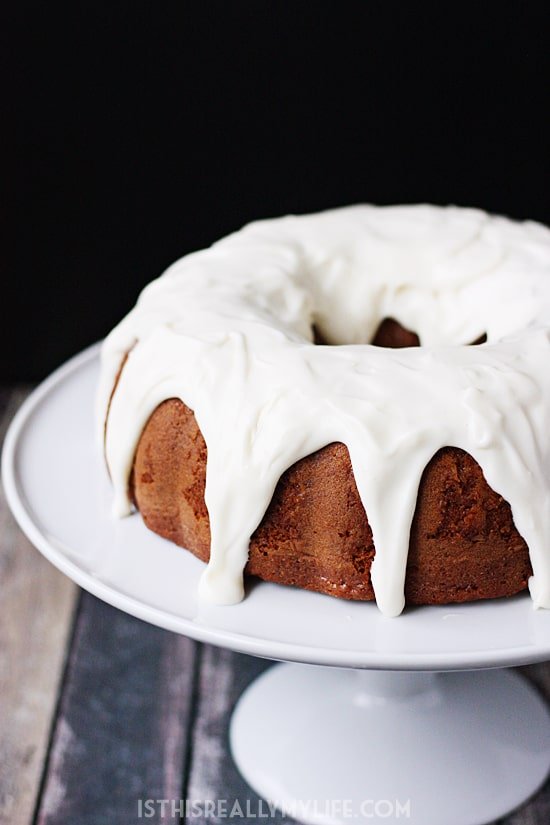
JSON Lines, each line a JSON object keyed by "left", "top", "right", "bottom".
{"left": 3, "top": 346, "right": 550, "bottom": 825}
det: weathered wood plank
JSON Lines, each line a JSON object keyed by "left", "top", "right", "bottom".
{"left": 0, "top": 387, "right": 78, "bottom": 825}
{"left": 185, "top": 647, "right": 296, "bottom": 824}
{"left": 36, "top": 592, "right": 197, "bottom": 825}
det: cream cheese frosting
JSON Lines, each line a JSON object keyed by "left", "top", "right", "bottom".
{"left": 97, "top": 204, "right": 550, "bottom": 616}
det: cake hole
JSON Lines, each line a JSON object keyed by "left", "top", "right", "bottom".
{"left": 312, "top": 319, "right": 487, "bottom": 348}
{"left": 370, "top": 319, "right": 487, "bottom": 348}
{"left": 312, "top": 324, "right": 327, "bottom": 345}
{"left": 371, "top": 318, "right": 420, "bottom": 348}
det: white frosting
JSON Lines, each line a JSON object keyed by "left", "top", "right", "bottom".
{"left": 97, "top": 205, "right": 550, "bottom": 616}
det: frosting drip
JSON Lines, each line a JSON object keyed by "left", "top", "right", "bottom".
{"left": 97, "top": 205, "right": 550, "bottom": 616}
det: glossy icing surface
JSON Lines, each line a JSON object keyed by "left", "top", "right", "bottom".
{"left": 98, "top": 205, "right": 550, "bottom": 616}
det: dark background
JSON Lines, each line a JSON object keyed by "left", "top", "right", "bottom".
{"left": 3, "top": 1, "right": 549, "bottom": 380}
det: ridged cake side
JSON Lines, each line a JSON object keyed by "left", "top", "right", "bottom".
{"left": 129, "top": 398, "right": 531, "bottom": 604}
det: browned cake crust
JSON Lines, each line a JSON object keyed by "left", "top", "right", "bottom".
{"left": 115, "top": 317, "right": 532, "bottom": 607}
{"left": 128, "top": 399, "right": 531, "bottom": 605}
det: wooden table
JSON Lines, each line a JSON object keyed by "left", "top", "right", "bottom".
{"left": 1, "top": 387, "right": 550, "bottom": 825}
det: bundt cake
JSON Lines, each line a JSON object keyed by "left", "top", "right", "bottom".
{"left": 97, "top": 205, "right": 550, "bottom": 616}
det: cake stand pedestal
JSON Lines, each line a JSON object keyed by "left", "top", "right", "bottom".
{"left": 230, "top": 665, "right": 550, "bottom": 825}
{"left": 4, "top": 346, "right": 550, "bottom": 825}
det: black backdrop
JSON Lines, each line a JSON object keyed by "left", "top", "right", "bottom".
{"left": 3, "top": 1, "right": 549, "bottom": 380}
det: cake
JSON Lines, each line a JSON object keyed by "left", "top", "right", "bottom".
{"left": 97, "top": 205, "right": 550, "bottom": 617}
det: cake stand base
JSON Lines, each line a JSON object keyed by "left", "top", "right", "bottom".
{"left": 230, "top": 664, "right": 550, "bottom": 825}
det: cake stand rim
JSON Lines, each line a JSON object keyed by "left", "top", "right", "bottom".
{"left": 3, "top": 343, "right": 550, "bottom": 673}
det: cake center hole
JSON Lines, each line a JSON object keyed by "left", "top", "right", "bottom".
{"left": 313, "top": 318, "right": 487, "bottom": 348}
{"left": 371, "top": 318, "right": 421, "bottom": 348}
